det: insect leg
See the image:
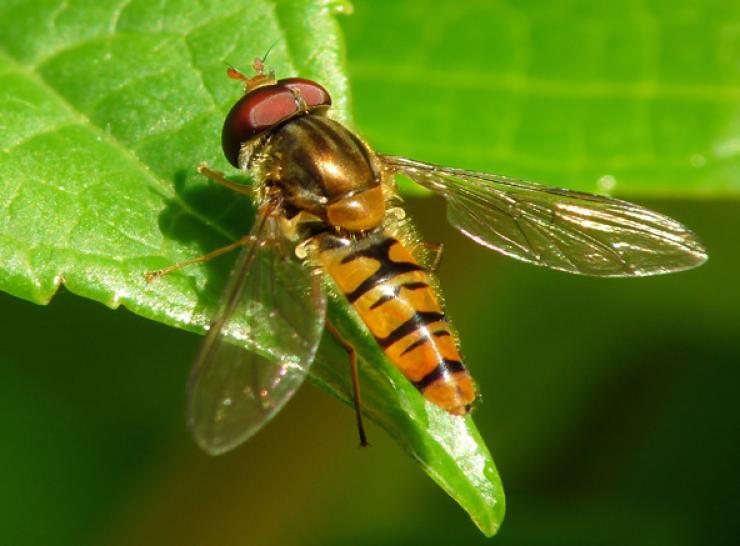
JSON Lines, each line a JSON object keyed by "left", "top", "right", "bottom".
{"left": 198, "top": 163, "right": 253, "bottom": 195}
{"left": 422, "top": 241, "right": 444, "bottom": 273}
{"left": 144, "top": 234, "right": 256, "bottom": 282}
{"left": 325, "top": 320, "right": 368, "bottom": 447}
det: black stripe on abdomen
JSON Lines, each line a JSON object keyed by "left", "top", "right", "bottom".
{"left": 398, "top": 327, "right": 453, "bottom": 355}
{"left": 342, "top": 237, "right": 425, "bottom": 303}
{"left": 413, "top": 359, "right": 465, "bottom": 391}
{"left": 375, "top": 311, "right": 446, "bottom": 349}
{"left": 369, "top": 281, "right": 428, "bottom": 310}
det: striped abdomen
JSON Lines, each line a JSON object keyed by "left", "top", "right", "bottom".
{"left": 318, "top": 231, "right": 476, "bottom": 415}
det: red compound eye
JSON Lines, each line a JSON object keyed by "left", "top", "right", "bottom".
{"left": 221, "top": 78, "right": 332, "bottom": 167}
{"left": 278, "top": 78, "right": 331, "bottom": 109}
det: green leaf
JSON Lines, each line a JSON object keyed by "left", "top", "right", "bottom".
{"left": 343, "top": 0, "right": 740, "bottom": 197}
{"left": 0, "top": 0, "right": 503, "bottom": 537}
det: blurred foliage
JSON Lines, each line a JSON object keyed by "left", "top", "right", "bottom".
{"left": 350, "top": 0, "right": 740, "bottom": 197}
{"left": 1, "top": 0, "right": 739, "bottom": 545}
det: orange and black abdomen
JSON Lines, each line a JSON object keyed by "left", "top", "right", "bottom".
{"left": 318, "top": 232, "right": 476, "bottom": 414}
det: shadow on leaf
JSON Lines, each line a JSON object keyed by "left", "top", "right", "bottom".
{"left": 154, "top": 168, "right": 257, "bottom": 321}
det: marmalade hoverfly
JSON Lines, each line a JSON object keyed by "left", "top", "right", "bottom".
{"left": 146, "top": 58, "right": 707, "bottom": 455}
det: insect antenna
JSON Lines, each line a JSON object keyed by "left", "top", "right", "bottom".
{"left": 224, "top": 43, "right": 277, "bottom": 94}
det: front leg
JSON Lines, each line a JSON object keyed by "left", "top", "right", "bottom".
{"left": 198, "top": 163, "right": 252, "bottom": 196}
{"left": 144, "top": 234, "right": 256, "bottom": 282}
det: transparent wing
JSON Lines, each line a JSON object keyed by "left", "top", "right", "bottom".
{"left": 187, "top": 210, "right": 326, "bottom": 455}
{"left": 383, "top": 156, "right": 707, "bottom": 276}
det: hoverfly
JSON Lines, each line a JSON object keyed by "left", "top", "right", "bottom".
{"left": 146, "top": 57, "right": 707, "bottom": 455}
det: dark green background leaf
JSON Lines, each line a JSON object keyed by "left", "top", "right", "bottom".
{"left": 345, "top": 0, "right": 740, "bottom": 197}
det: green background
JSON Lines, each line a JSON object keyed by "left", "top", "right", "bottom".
{"left": 1, "top": 0, "right": 739, "bottom": 544}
